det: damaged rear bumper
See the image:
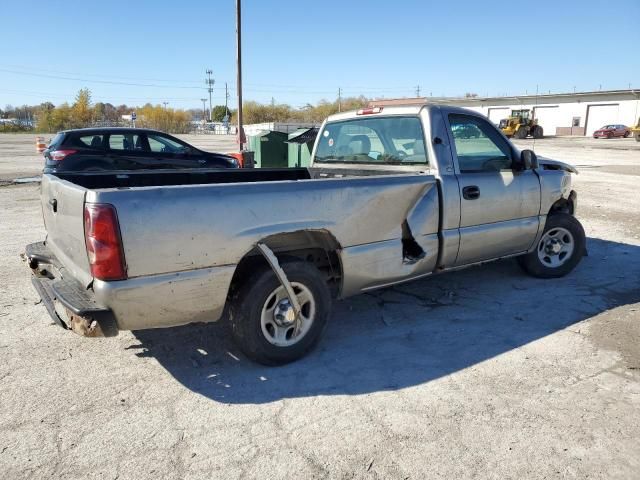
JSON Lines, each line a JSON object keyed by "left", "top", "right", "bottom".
{"left": 25, "top": 242, "right": 118, "bottom": 337}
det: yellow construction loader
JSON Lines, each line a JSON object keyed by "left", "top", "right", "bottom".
{"left": 499, "top": 109, "right": 544, "bottom": 139}
{"left": 632, "top": 117, "right": 640, "bottom": 142}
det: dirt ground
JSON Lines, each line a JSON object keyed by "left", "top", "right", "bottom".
{"left": 0, "top": 133, "right": 639, "bottom": 479}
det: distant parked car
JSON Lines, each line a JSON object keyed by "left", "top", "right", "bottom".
{"left": 43, "top": 128, "right": 238, "bottom": 173}
{"left": 592, "top": 124, "right": 631, "bottom": 139}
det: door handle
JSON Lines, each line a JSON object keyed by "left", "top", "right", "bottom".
{"left": 462, "top": 185, "right": 480, "bottom": 200}
{"left": 49, "top": 198, "right": 58, "bottom": 212}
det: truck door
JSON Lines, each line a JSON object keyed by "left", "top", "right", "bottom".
{"left": 447, "top": 113, "right": 541, "bottom": 266}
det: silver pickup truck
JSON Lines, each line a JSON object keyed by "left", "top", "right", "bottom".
{"left": 26, "top": 104, "right": 584, "bottom": 365}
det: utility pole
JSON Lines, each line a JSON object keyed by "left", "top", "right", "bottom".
{"left": 205, "top": 69, "right": 215, "bottom": 122}
{"left": 236, "top": 0, "right": 244, "bottom": 150}
{"left": 162, "top": 102, "right": 169, "bottom": 110}
{"left": 415, "top": 85, "right": 421, "bottom": 97}
{"left": 200, "top": 98, "right": 207, "bottom": 122}
{"left": 224, "top": 82, "right": 229, "bottom": 115}
{"left": 338, "top": 87, "right": 342, "bottom": 112}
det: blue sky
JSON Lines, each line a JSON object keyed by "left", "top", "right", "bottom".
{"left": 1, "top": 0, "right": 638, "bottom": 110}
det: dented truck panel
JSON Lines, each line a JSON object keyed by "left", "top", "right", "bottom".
{"left": 88, "top": 174, "right": 437, "bottom": 279}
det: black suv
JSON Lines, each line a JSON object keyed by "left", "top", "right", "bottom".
{"left": 44, "top": 128, "right": 238, "bottom": 173}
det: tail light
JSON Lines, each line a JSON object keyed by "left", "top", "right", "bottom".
{"left": 84, "top": 204, "right": 127, "bottom": 281}
{"left": 49, "top": 149, "right": 77, "bottom": 161}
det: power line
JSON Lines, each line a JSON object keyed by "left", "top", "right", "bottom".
{"left": 0, "top": 66, "right": 417, "bottom": 95}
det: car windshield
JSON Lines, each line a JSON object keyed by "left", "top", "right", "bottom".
{"left": 314, "top": 116, "right": 428, "bottom": 165}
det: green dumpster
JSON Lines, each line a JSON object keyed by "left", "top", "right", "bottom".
{"left": 247, "top": 131, "right": 288, "bottom": 168}
{"left": 286, "top": 128, "right": 319, "bottom": 168}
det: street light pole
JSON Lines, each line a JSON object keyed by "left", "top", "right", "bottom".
{"left": 200, "top": 98, "right": 207, "bottom": 123}
{"left": 236, "top": 0, "right": 244, "bottom": 150}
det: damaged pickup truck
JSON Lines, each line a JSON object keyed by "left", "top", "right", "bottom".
{"left": 26, "top": 105, "right": 584, "bottom": 365}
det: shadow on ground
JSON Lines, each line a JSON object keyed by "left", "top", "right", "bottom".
{"left": 131, "top": 237, "right": 640, "bottom": 404}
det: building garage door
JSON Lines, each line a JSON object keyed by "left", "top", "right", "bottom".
{"left": 586, "top": 104, "right": 619, "bottom": 136}
{"left": 487, "top": 108, "right": 509, "bottom": 126}
{"left": 533, "top": 106, "right": 559, "bottom": 136}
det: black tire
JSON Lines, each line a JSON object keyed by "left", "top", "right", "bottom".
{"left": 636, "top": 134, "right": 640, "bottom": 142}
{"left": 229, "top": 259, "right": 331, "bottom": 365}
{"left": 624, "top": 131, "right": 630, "bottom": 138}
{"left": 517, "top": 213, "right": 586, "bottom": 278}
{"left": 533, "top": 125, "right": 544, "bottom": 139}
{"left": 516, "top": 126, "right": 528, "bottom": 139}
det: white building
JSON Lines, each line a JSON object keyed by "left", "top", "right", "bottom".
{"left": 370, "top": 89, "right": 640, "bottom": 136}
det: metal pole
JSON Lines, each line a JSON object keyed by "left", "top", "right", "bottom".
{"left": 201, "top": 98, "right": 207, "bottom": 122}
{"left": 206, "top": 69, "right": 214, "bottom": 122}
{"left": 236, "top": 0, "right": 244, "bottom": 150}
{"left": 225, "top": 82, "right": 229, "bottom": 114}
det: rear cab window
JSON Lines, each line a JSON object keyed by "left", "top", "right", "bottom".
{"left": 314, "top": 116, "right": 428, "bottom": 166}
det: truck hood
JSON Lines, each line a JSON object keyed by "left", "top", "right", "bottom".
{"left": 537, "top": 156, "right": 578, "bottom": 174}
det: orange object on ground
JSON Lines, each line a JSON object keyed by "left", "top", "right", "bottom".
{"left": 36, "top": 137, "right": 47, "bottom": 153}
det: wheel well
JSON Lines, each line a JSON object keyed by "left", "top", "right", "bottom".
{"left": 549, "top": 197, "right": 574, "bottom": 216}
{"left": 228, "top": 230, "right": 343, "bottom": 300}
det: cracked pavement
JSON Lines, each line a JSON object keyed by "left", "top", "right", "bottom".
{"left": 1, "top": 134, "right": 639, "bottom": 479}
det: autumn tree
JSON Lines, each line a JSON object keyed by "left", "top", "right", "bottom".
{"left": 70, "top": 88, "right": 93, "bottom": 127}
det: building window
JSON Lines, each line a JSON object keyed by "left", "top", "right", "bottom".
{"left": 572, "top": 117, "right": 581, "bottom": 127}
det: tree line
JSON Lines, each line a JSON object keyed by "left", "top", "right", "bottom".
{"left": 1, "top": 88, "right": 370, "bottom": 133}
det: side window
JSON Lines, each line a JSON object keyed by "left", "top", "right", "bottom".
{"left": 72, "top": 134, "right": 104, "bottom": 149}
{"left": 449, "top": 114, "right": 512, "bottom": 172}
{"left": 147, "top": 134, "right": 187, "bottom": 154}
{"left": 109, "top": 134, "right": 144, "bottom": 151}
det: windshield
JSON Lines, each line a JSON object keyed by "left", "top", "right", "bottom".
{"left": 314, "top": 116, "right": 428, "bottom": 165}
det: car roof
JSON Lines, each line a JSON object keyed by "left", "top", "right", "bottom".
{"left": 59, "top": 127, "right": 168, "bottom": 135}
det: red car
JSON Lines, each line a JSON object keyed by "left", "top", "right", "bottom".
{"left": 593, "top": 124, "right": 631, "bottom": 138}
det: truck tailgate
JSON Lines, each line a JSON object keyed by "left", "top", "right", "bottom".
{"left": 41, "top": 175, "right": 93, "bottom": 287}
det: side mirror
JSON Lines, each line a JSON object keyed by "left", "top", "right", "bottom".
{"left": 521, "top": 149, "right": 538, "bottom": 170}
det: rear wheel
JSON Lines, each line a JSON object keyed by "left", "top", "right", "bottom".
{"left": 517, "top": 213, "right": 585, "bottom": 278}
{"left": 229, "top": 259, "right": 331, "bottom": 365}
{"left": 624, "top": 131, "right": 630, "bottom": 138}
{"left": 533, "top": 125, "right": 544, "bottom": 139}
{"left": 636, "top": 133, "right": 640, "bottom": 142}
{"left": 515, "top": 126, "right": 528, "bottom": 139}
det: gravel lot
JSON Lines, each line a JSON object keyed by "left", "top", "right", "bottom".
{"left": 1, "top": 133, "right": 639, "bottom": 479}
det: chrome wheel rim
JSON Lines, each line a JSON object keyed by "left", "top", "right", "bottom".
{"left": 260, "top": 282, "right": 315, "bottom": 347}
{"left": 537, "top": 227, "right": 575, "bottom": 268}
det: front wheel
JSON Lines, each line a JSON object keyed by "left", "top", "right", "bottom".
{"left": 517, "top": 213, "right": 586, "bottom": 278}
{"left": 229, "top": 259, "right": 331, "bottom": 365}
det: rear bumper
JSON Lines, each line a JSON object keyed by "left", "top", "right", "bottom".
{"left": 26, "top": 242, "right": 118, "bottom": 337}
{"left": 26, "top": 242, "right": 237, "bottom": 333}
